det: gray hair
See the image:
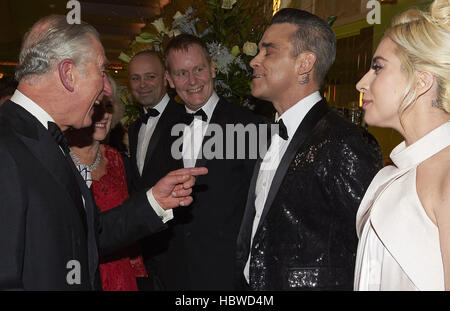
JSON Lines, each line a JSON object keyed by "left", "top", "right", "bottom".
{"left": 15, "top": 15, "right": 100, "bottom": 83}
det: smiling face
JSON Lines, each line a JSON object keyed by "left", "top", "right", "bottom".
{"left": 250, "top": 23, "right": 300, "bottom": 107}
{"left": 356, "top": 38, "right": 409, "bottom": 130}
{"left": 70, "top": 35, "right": 110, "bottom": 129}
{"left": 128, "top": 53, "right": 167, "bottom": 109}
{"left": 165, "top": 44, "right": 216, "bottom": 111}
{"left": 91, "top": 99, "right": 113, "bottom": 142}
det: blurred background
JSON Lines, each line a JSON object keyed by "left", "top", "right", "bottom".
{"left": 0, "top": 0, "right": 433, "bottom": 164}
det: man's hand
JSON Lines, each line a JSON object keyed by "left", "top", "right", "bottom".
{"left": 152, "top": 167, "right": 208, "bottom": 210}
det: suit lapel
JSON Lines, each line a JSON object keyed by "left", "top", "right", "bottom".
{"left": 237, "top": 118, "right": 273, "bottom": 264}
{"left": 128, "top": 119, "right": 141, "bottom": 177}
{"left": 254, "top": 99, "right": 330, "bottom": 238}
{"left": 142, "top": 99, "right": 181, "bottom": 176}
{"left": 68, "top": 159, "right": 99, "bottom": 289}
{"left": 237, "top": 154, "right": 263, "bottom": 264}
{"left": 5, "top": 101, "right": 98, "bottom": 288}
{"left": 194, "top": 98, "right": 227, "bottom": 169}
{"left": 128, "top": 121, "right": 139, "bottom": 157}
{"left": 5, "top": 101, "right": 88, "bottom": 229}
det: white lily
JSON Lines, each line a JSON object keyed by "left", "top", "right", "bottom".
{"left": 151, "top": 17, "right": 169, "bottom": 34}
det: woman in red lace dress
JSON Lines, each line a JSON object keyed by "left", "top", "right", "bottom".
{"left": 66, "top": 76, "right": 147, "bottom": 291}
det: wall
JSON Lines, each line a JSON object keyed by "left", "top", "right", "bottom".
{"left": 294, "top": 0, "right": 371, "bottom": 26}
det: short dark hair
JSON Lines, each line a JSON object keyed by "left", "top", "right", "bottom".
{"left": 164, "top": 34, "right": 211, "bottom": 71}
{"left": 271, "top": 8, "right": 336, "bottom": 86}
{"left": 130, "top": 50, "right": 165, "bottom": 70}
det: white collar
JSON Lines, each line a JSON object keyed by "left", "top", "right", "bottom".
{"left": 390, "top": 121, "right": 450, "bottom": 169}
{"left": 144, "top": 93, "right": 170, "bottom": 114}
{"left": 185, "top": 91, "right": 219, "bottom": 122}
{"left": 10, "top": 89, "right": 56, "bottom": 129}
{"left": 275, "top": 91, "right": 322, "bottom": 140}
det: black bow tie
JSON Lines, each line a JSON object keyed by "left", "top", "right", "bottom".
{"left": 183, "top": 109, "right": 208, "bottom": 125}
{"left": 275, "top": 118, "right": 288, "bottom": 140}
{"left": 140, "top": 108, "right": 160, "bottom": 124}
{"left": 48, "top": 121, "right": 71, "bottom": 153}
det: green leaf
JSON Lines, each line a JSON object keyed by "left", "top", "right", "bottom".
{"left": 138, "top": 32, "right": 159, "bottom": 41}
{"left": 327, "top": 16, "right": 338, "bottom": 27}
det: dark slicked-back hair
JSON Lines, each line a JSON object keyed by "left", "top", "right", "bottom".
{"left": 164, "top": 34, "right": 211, "bottom": 71}
{"left": 271, "top": 8, "right": 336, "bottom": 86}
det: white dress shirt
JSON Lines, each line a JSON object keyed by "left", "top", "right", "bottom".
{"left": 11, "top": 89, "right": 56, "bottom": 130}
{"left": 182, "top": 91, "right": 219, "bottom": 168}
{"left": 11, "top": 90, "right": 173, "bottom": 223}
{"left": 244, "top": 91, "right": 323, "bottom": 283}
{"left": 137, "top": 93, "right": 170, "bottom": 175}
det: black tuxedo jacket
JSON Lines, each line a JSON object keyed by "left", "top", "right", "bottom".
{"left": 0, "top": 100, "right": 167, "bottom": 290}
{"left": 148, "top": 97, "right": 265, "bottom": 290}
{"left": 127, "top": 98, "right": 185, "bottom": 283}
{"left": 127, "top": 97, "right": 185, "bottom": 193}
{"left": 236, "top": 99, "right": 383, "bottom": 290}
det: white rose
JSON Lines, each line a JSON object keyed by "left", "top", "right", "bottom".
{"left": 243, "top": 41, "right": 257, "bottom": 56}
{"left": 222, "top": 0, "right": 237, "bottom": 10}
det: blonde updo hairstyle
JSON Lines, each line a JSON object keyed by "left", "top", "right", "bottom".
{"left": 384, "top": 0, "right": 450, "bottom": 119}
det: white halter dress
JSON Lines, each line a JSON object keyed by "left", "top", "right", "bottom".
{"left": 354, "top": 121, "right": 450, "bottom": 291}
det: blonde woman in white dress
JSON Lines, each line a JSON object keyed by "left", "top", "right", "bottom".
{"left": 354, "top": 0, "right": 450, "bottom": 291}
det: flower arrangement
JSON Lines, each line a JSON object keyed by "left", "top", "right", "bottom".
{"left": 118, "top": 0, "right": 272, "bottom": 124}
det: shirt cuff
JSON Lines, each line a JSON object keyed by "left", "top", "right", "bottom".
{"left": 146, "top": 188, "right": 174, "bottom": 223}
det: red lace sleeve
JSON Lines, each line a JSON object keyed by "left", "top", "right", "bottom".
{"left": 92, "top": 145, "right": 129, "bottom": 212}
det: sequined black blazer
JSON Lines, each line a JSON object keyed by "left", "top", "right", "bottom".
{"left": 236, "top": 99, "right": 383, "bottom": 291}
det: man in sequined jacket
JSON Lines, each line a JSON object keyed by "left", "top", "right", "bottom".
{"left": 235, "top": 8, "right": 383, "bottom": 290}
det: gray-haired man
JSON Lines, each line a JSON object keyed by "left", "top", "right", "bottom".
{"left": 0, "top": 15, "right": 206, "bottom": 290}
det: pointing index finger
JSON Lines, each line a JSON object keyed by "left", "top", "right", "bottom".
{"left": 168, "top": 167, "right": 208, "bottom": 177}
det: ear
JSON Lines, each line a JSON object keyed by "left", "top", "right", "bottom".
{"left": 103, "top": 74, "right": 112, "bottom": 97}
{"left": 58, "top": 59, "right": 75, "bottom": 92}
{"left": 295, "top": 52, "right": 316, "bottom": 76}
{"left": 165, "top": 70, "right": 175, "bottom": 88}
{"left": 415, "top": 71, "right": 434, "bottom": 97}
{"left": 210, "top": 60, "right": 216, "bottom": 79}
{"left": 163, "top": 73, "right": 168, "bottom": 88}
